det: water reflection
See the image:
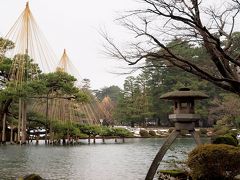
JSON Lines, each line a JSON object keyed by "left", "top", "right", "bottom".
{"left": 0, "top": 138, "right": 209, "bottom": 180}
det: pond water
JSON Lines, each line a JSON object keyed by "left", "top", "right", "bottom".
{"left": 0, "top": 138, "right": 209, "bottom": 180}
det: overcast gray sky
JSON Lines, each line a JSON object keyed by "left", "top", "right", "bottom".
{"left": 0, "top": 0, "right": 139, "bottom": 90}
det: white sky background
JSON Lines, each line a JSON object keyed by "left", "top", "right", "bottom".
{"left": 0, "top": 0, "right": 237, "bottom": 90}
{"left": 0, "top": 0, "right": 139, "bottom": 90}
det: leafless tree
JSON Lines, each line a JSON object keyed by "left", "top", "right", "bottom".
{"left": 102, "top": 0, "right": 240, "bottom": 95}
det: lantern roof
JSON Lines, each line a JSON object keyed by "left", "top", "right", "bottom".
{"left": 160, "top": 88, "right": 209, "bottom": 100}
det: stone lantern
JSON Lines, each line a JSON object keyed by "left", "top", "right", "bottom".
{"left": 146, "top": 88, "right": 208, "bottom": 180}
{"left": 160, "top": 87, "right": 208, "bottom": 131}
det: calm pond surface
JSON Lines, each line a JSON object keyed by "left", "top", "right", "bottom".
{"left": 0, "top": 138, "right": 209, "bottom": 180}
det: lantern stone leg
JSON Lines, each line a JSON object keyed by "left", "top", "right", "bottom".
{"left": 145, "top": 130, "right": 180, "bottom": 180}
{"left": 190, "top": 130, "right": 201, "bottom": 145}
{"left": 145, "top": 129, "right": 202, "bottom": 180}
{"left": 145, "top": 88, "right": 208, "bottom": 180}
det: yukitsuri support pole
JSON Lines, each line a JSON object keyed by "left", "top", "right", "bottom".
{"left": 10, "top": 122, "right": 14, "bottom": 144}
{"left": 1, "top": 113, "right": 6, "bottom": 144}
{"left": 17, "top": 98, "right": 22, "bottom": 144}
{"left": 45, "top": 95, "right": 49, "bottom": 144}
{"left": 21, "top": 101, "right": 27, "bottom": 144}
{"left": 145, "top": 130, "right": 180, "bottom": 180}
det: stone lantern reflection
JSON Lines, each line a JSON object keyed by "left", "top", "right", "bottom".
{"left": 146, "top": 88, "right": 208, "bottom": 180}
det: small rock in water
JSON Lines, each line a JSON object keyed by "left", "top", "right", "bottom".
{"left": 235, "top": 174, "right": 240, "bottom": 180}
{"left": 23, "top": 174, "right": 43, "bottom": 180}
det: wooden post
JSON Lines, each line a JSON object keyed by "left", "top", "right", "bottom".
{"left": 62, "top": 137, "right": 66, "bottom": 145}
{"left": 88, "top": 136, "right": 90, "bottom": 144}
{"left": 36, "top": 133, "right": 39, "bottom": 145}
{"left": 76, "top": 136, "right": 79, "bottom": 144}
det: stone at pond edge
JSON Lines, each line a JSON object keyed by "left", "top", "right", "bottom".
{"left": 235, "top": 174, "right": 240, "bottom": 180}
{"left": 158, "top": 169, "right": 191, "bottom": 180}
{"left": 18, "top": 174, "right": 43, "bottom": 180}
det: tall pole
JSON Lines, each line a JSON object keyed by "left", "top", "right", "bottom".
{"left": 17, "top": 99, "right": 22, "bottom": 144}
{"left": 26, "top": 2, "right": 29, "bottom": 55}
{"left": 20, "top": 2, "right": 30, "bottom": 144}
{"left": 21, "top": 100, "right": 27, "bottom": 144}
{"left": 45, "top": 94, "right": 49, "bottom": 144}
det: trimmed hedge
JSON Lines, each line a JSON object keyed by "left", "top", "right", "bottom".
{"left": 212, "top": 134, "right": 239, "bottom": 146}
{"left": 51, "top": 122, "right": 133, "bottom": 139}
{"left": 112, "top": 127, "right": 133, "bottom": 137}
{"left": 187, "top": 144, "right": 240, "bottom": 180}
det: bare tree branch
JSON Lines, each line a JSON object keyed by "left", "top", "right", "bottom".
{"left": 102, "top": 0, "right": 240, "bottom": 94}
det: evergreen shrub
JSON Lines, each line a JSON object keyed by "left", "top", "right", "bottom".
{"left": 213, "top": 126, "right": 230, "bottom": 136}
{"left": 212, "top": 134, "right": 238, "bottom": 146}
{"left": 187, "top": 144, "right": 240, "bottom": 180}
